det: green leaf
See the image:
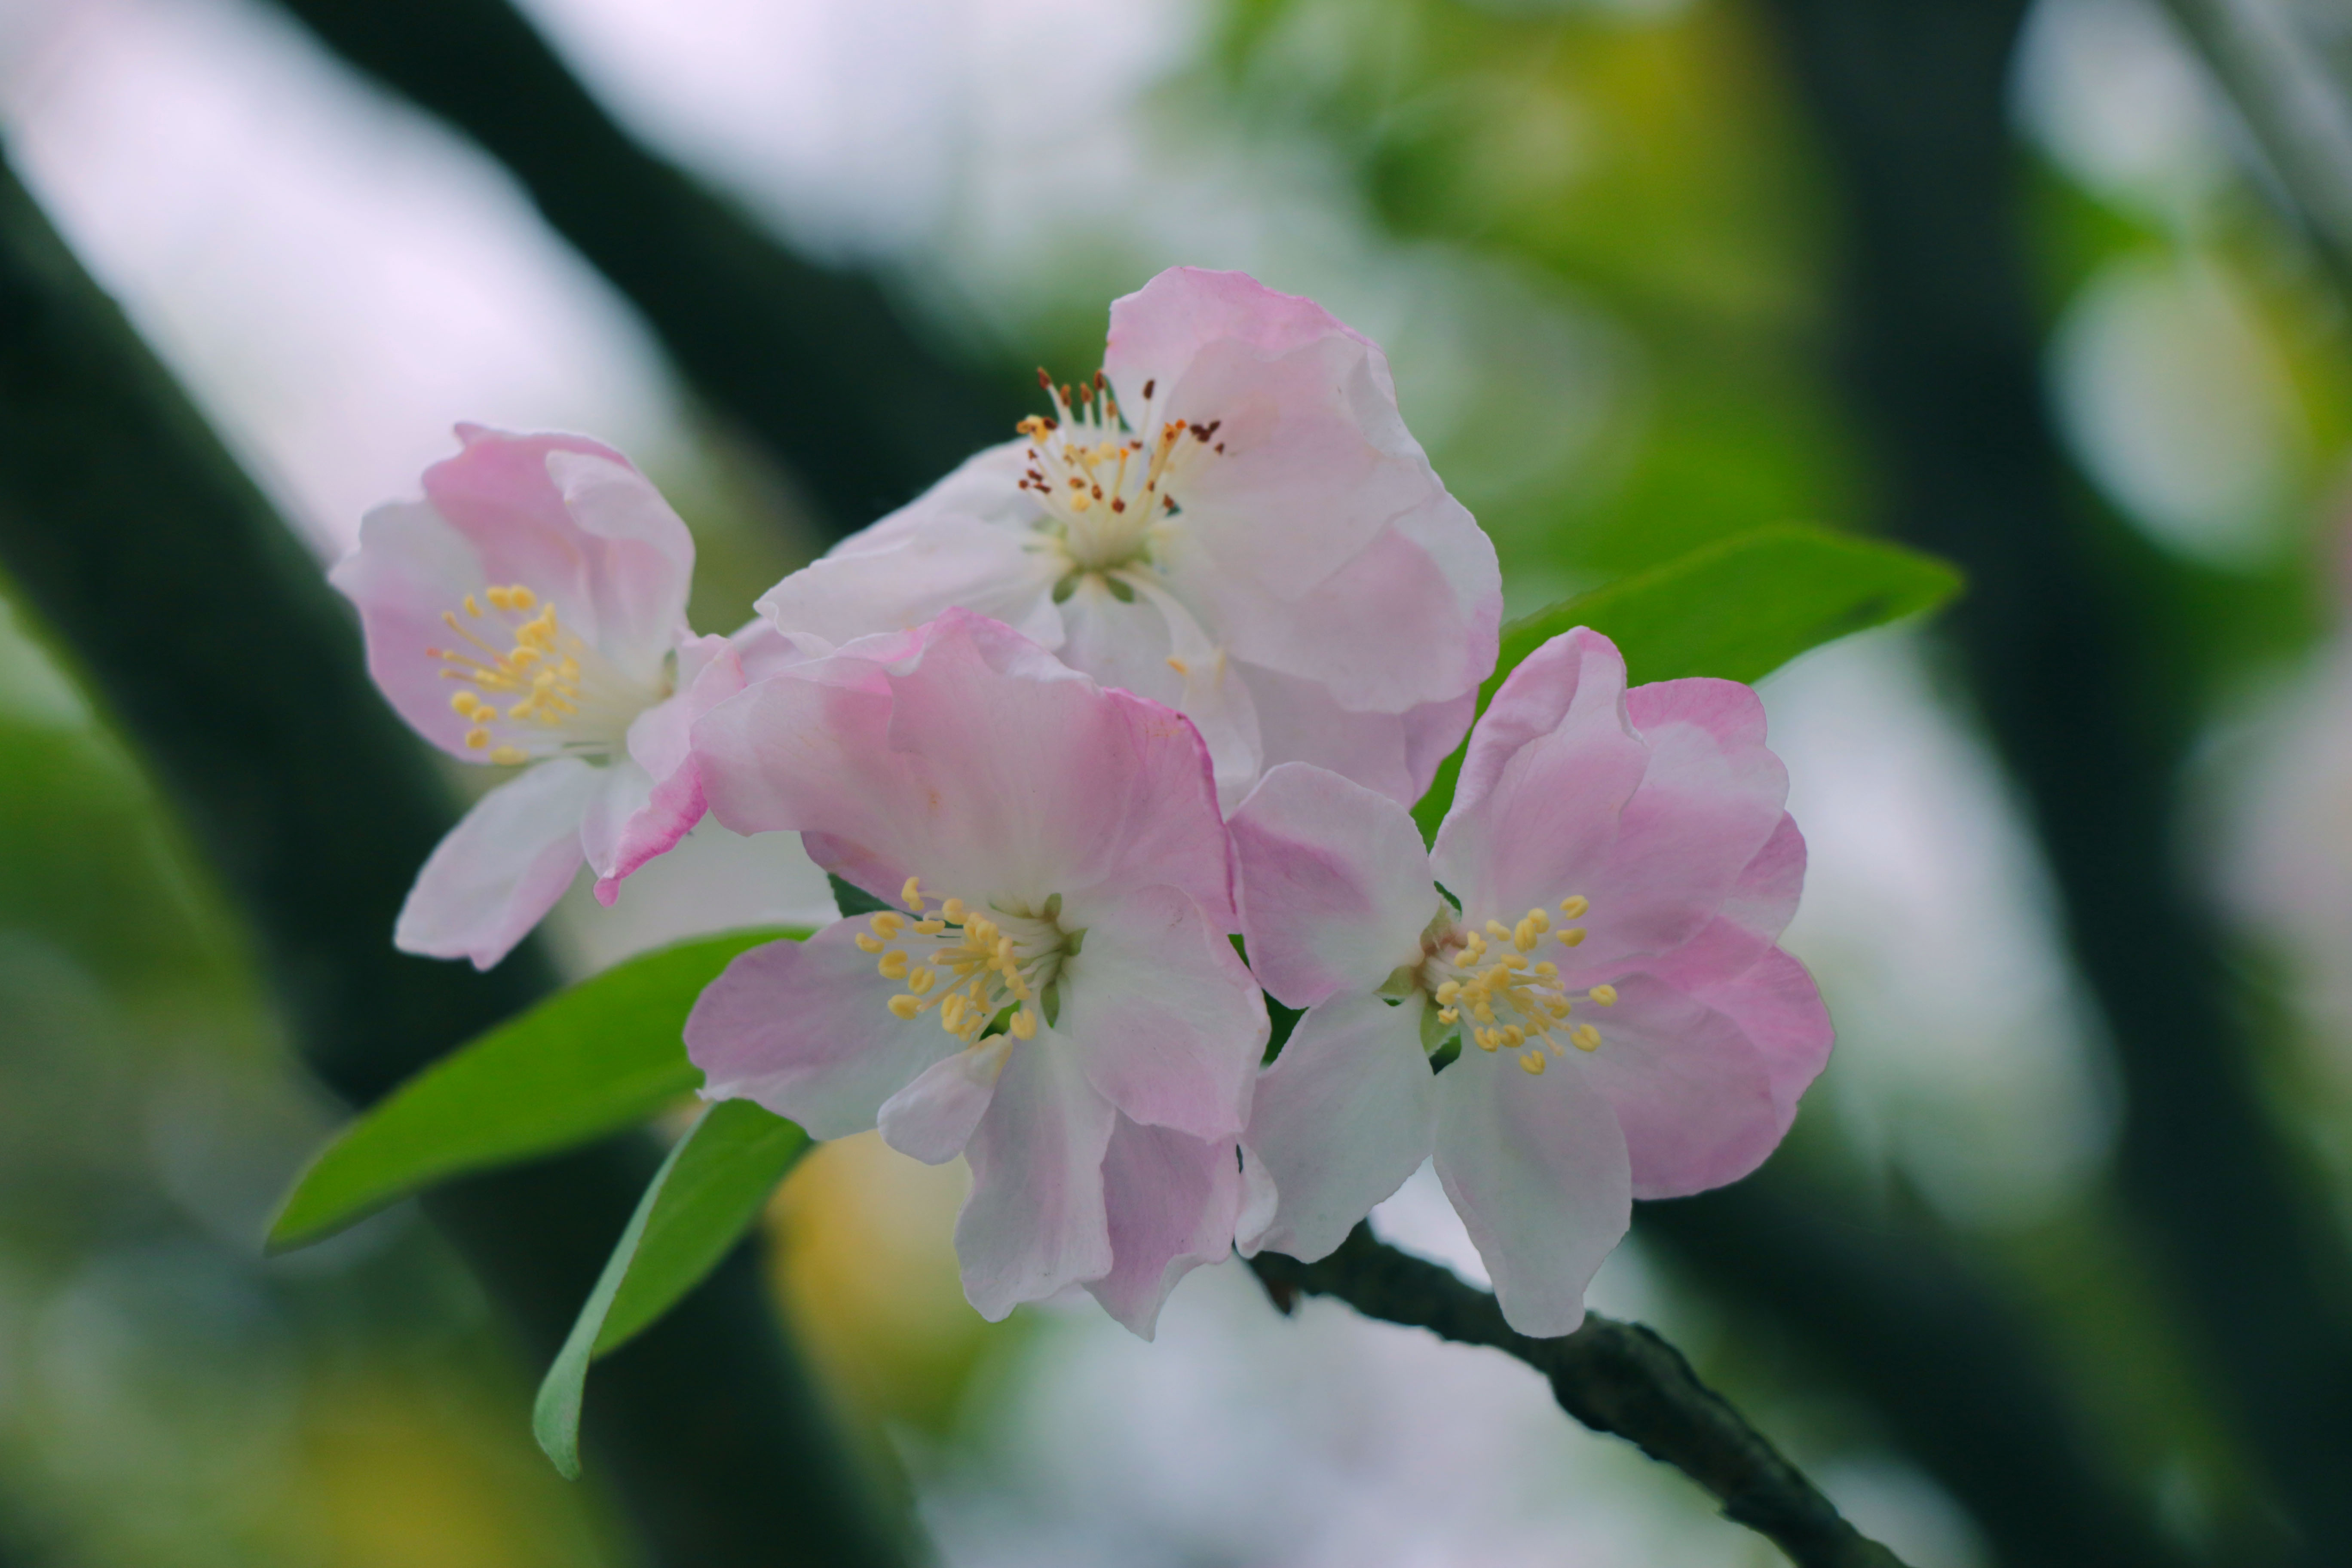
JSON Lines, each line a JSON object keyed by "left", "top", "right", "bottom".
{"left": 1413, "top": 526, "right": 1960, "bottom": 839}
{"left": 534, "top": 1098, "right": 809, "bottom": 1480}
{"left": 828, "top": 870, "right": 891, "bottom": 917}
{"left": 595, "top": 1099, "right": 809, "bottom": 1354}
{"left": 268, "top": 926, "right": 808, "bottom": 1251}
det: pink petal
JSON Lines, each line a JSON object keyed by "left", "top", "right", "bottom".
{"left": 1228, "top": 763, "right": 1440, "bottom": 1007}
{"left": 578, "top": 757, "right": 656, "bottom": 890}
{"left": 1565, "top": 676, "right": 1787, "bottom": 968}
{"left": 420, "top": 427, "right": 692, "bottom": 668}
{"left": 1571, "top": 970, "right": 1788, "bottom": 1200}
{"left": 1433, "top": 1049, "right": 1631, "bottom": 1338}
{"left": 1242, "top": 662, "right": 1477, "bottom": 811}
{"left": 1101, "top": 270, "right": 1407, "bottom": 590}
{"left": 329, "top": 500, "right": 500, "bottom": 759}
{"left": 1057, "top": 885, "right": 1267, "bottom": 1141}
{"left": 684, "top": 923, "right": 959, "bottom": 1139}
{"left": 878, "top": 1035, "right": 1014, "bottom": 1164}
{"left": 1654, "top": 940, "right": 1835, "bottom": 1128}
{"left": 1723, "top": 813, "right": 1807, "bottom": 943}
{"left": 1430, "top": 628, "right": 1650, "bottom": 923}
{"left": 545, "top": 448, "right": 697, "bottom": 664}
{"left": 1085, "top": 1117, "right": 1243, "bottom": 1339}
{"left": 1184, "top": 490, "right": 1499, "bottom": 714}
{"left": 1240, "top": 992, "right": 1436, "bottom": 1263}
{"left": 956, "top": 1032, "right": 1118, "bottom": 1320}
{"left": 1099, "top": 269, "right": 1499, "bottom": 711}
{"left": 393, "top": 757, "right": 598, "bottom": 968}
{"left": 593, "top": 634, "right": 747, "bottom": 904}
{"left": 694, "top": 610, "right": 1232, "bottom": 922}
{"left": 756, "top": 513, "right": 1065, "bottom": 652}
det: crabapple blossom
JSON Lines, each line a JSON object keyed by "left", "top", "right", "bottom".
{"left": 332, "top": 426, "right": 757, "bottom": 969}
{"left": 684, "top": 609, "right": 1267, "bottom": 1335}
{"left": 1227, "top": 628, "right": 1832, "bottom": 1335}
{"left": 757, "top": 266, "right": 1502, "bottom": 808}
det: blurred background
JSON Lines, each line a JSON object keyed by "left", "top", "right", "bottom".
{"left": 3, "top": 0, "right": 2352, "bottom": 1563}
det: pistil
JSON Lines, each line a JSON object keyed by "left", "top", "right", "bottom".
{"left": 1014, "top": 369, "right": 1223, "bottom": 578}
{"left": 1422, "top": 895, "right": 1618, "bottom": 1078}
{"left": 426, "top": 585, "right": 668, "bottom": 765}
{"left": 868, "top": 876, "right": 1075, "bottom": 1050}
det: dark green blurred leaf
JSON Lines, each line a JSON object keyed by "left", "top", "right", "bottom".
{"left": 268, "top": 926, "right": 807, "bottom": 1250}
{"left": 828, "top": 871, "right": 891, "bottom": 917}
{"left": 1414, "top": 525, "right": 1961, "bottom": 839}
{"left": 535, "top": 1098, "right": 809, "bottom": 1480}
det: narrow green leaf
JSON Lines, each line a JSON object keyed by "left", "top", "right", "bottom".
{"left": 268, "top": 926, "right": 807, "bottom": 1250}
{"left": 1413, "top": 526, "right": 1960, "bottom": 839}
{"left": 533, "top": 1098, "right": 809, "bottom": 1480}
{"left": 595, "top": 1099, "right": 809, "bottom": 1354}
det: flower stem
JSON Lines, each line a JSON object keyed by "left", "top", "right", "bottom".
{"left": 1248, "top": 1226, "right": 1912, "bottom": 1568}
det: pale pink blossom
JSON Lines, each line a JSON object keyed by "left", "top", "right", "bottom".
{"left": 684, "top": 609, "right": 1267, "bottom": 1334}
{"left": 331, "top": 426, "right": 750, "bottom": 968}
{"left": 1228, "top": 628, "right": 1831, "bottom": 1335}
{"left": 757, "top": 267, "right": 1501, "bottom": 809}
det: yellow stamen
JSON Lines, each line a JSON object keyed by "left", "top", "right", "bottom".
{"left": 902, "top": 876, "right": 925, "bottom": 910}
{"left": 1010, "top": 1009, "right": 1038, "bottom": 1040}
{"left": 908, "top": 967, "right": 936, "bottom": 995}
{"left": 878, "top": 950, "right": 910, "bottom": 980}
{"left": 888, "top": 995, "right": 921, "bottom": 1020}
{"left": 1520, "top": 1051, "right": 1547, "bottom": 1075}
{"left": 1590, "top": 984, "right": 1617, "bottom": 1006}
{"left": 870, "top": 912, "right": 905, "bottom": 939}
{"left": 854, "top": 934, "right": 885, "bottom": 954}
{"left": 464, "top": 726, "right": 489, "bottom": 750}
{"left": 1559, "top": 895, "right": 1589, "bottom": 918}
{"left": 1558, "top": 927, "right": 1587, "bottom": 948}
{"left": 489, "top": 746, "right": 527, "bottom": 766}
{"left": 1572, "top": 1024, "right": 1602, "bottom": 1052}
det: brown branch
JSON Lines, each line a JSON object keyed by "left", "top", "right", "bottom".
{"left": 1248, "top": 1226, "right": 1911, "bottom": 1568}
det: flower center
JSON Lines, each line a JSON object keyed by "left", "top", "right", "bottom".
{"left": 1421, "top": 895, "right": 1618, "bottom": 1078}
{"left": 427, "top": 584, "right": 669, "bottom": 765}
{"left": 862, "top": 877, "right": 1078, "bottom": 1047}
{"left": 1015, "top": 370, "right": 1223, "bottom": 582}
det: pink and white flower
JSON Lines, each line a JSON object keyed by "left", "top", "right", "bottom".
{"left": 1227, "top": 628, "right": 1832, "bottom": 1335}
{"left": 331, "top": 426, "right": 748, "bottom": 969}
{"left": 757, "top": 266, "right": 1502, "bottom": 809}
{"left": 684, "top": 609, "right": 1268, "bottom": 1335}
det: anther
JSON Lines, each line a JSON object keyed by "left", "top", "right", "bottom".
{"left": 1010, "top": 1009, "right": 1038, "bottom": 1040}
{"left": 870, "top": 912, "right": 905, "bottom": 939}
{"left": 1558, "top": 928, "right": 1587, "bottom": 948}
{"left": 1520, "top": 1052, "right": 1547, "bottom": 1075}
{"left": 888, "top": 995, "right": 921, "bottom": 1020}
{"left": 879, "top": 950, "right": 910, "bottom": 980}
{"left": 1559, "top": 895, "right": 1589, "bottom": 918}
{"left": 1590, "top": 985, "right": 1617, "bottom": 1006}
{"left": 902, "top": 876, "right": 925, "bottom": 910}
{"left": 854, "top": 934, "right": 885, "bottom": 955}
{"left": 464, "top": 726, "right": 490, "bottom": 750}
{"left": 1572, "top": 1024, "right": 1602, "bottom": 1052}
{"left": 490, "top": 746, "right": 527, "bottom": 766}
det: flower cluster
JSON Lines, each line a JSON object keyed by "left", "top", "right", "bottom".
{"left": 335, "top": 268, "right": 1831, "bottom": 1337}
